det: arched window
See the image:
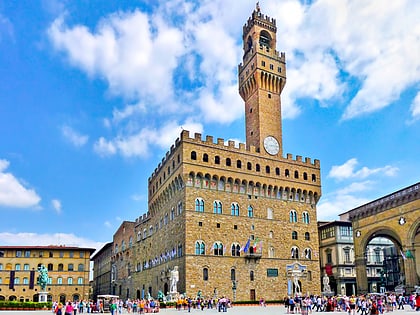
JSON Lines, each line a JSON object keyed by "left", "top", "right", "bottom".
{"left": 78, "top": 264, "right": 84, "bottom": 271}
{"left": 269, "top": 247, "right": 275, "bottom": 258}
{"left": 191, "top": 151, "right": 197, "bottom": 160}
{"left": 231, "top": 244, "right": 241, "bottom": 257}
{"left": 247, "top": 206, "right": 254, "bottom": 218}
{"left": 203, "top": 268, "right": 209, "bottom": 281}
{"left": 291, "top": 247, "right": 299, "bottom": 259}
{"left": 47, "top": 264, "right": 53, "bottom": 271}
{"left": 230, "top": 269, "right": 236, "bottom": 281}
{"left": 58, "top": 264, "right": 63, "bottom": 272}
{"left": 57, "top": 277, "right": 63, "bottom": 284}
{"left": 231, "top": 203, "right": 239, "bottom": 216}
{"left": 237, "top": 160, "right": 242, "bottom": 168}
{"left": 289, "top": 210, "right": 297, "bottom": 223}
{"left": 129, "top": 236, "right": 133, "bottom": 248}
{"left": 266, "top": 166, "right": 270, "bottom": 174}
{"left": 178, "top": 201, "right": 183, "bottom": 214}
{"left": 312, "top": 174, "right": 316, "bottom": 182}
{"left": 67, "top": 277, "right": 73, "bottom": 285}
{"left": 292, "top": 231, "right": 298, "bottom": 240}
{"left": 247, "top": 162, "right": 252, "bottom": 170}
{"left": 213, "top": 201, "right": 222, "bottom": 214}
{"left": 304, "top": 248, "right": 312, "bottom": 259}
{"left": 256, "top": 164, "right": 261, "bottom": 172}
{"left": 259, "top": 30, "right": 272, "bottom": 48}
{"left": 275, "top": 167, "right": 280, "bottom": 175}
{"left": 305, "top": 232, "right": 310, "bottom": 240}
{"left": 68, "top": 264, "right": 74, "bottom": 271}
{"left": 215, "top": 156, "right": 220, "bottom": 164}
{"left": 294, "top": 170, "right": 299, "bottom": 179}
{"left": 195, "top": 241, "right": 205, "bottom": 255}
{"left": 77, "top": 277, "right": 83, "bottom": 285}
{"left": 302, "top": 212, "right": 310, "bottom": 224}
{"left": 213, "top": 242, "right": 224, "bottom": 256}
{"left": 285, "top": 169, "right": 290, "bottom": 177}
{"left": 226, "top": 158, "right": 231, "bottom": 166}
{"left": 23, "top": 277, "right": 29, "bottom": 284}
{"left": 195, "top": 198, "right": 204, "bottom": 212}
{"left": 250, "top": 270, "right": 255, "bottom": 281}
{"left": 203, "top": 153, "right": 208, "bottom": 162}
{"left": 303, "top": 172, "right": 308, "bottom": 180}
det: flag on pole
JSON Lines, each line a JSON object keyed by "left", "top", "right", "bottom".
{"left": 243, "top": 239, "right": 251, "bottom": 253}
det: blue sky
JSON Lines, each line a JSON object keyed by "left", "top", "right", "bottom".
{"left": 0, "top": 0, "right": 419, "bottom": 250}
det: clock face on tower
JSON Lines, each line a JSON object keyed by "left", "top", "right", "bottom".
{"left": 263, "top": 136, "right": 279, "bottom": 155}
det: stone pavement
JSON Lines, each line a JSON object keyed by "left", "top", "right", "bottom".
{"left": 0, "top": 307, "right": 419, "bottom": 315}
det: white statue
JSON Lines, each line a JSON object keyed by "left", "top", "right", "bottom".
{"left": 293, "top": 272, "right": 301, "bottom": 294}
{"left": 323, "top": 274, "right": 331, "bottom": 292}
{"left": 170, "top": 266, "right": 179, "bottom": 293}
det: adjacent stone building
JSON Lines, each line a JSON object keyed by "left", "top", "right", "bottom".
{"left": 124, "top": 5, "right": 322, "bottom": 301}
{"left": 91, "top": 242, "right": 113, "bottom": 300}
{"left": 0, "top": 245, "right": 95, "bottom": 302}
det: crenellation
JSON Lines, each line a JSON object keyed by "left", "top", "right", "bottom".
{"left": 228, "top": 140, "right": 235, "bottom": 147}
{"left": 305, "top": 157, "right": 312, "bottom": 164}
{"left": 239, "top": 143, "right": 245, "bottom": 150}
{"left": 217, "top": 137, "right": 224, "bottom": 145}
{"left": 206, "top": 135, "right": 213, "bottom": 143}
{"left": 296, "top": 155, "right": 302, "bottom": 162}
{"left": 286, "top": 153, "right": 293, "bottom": 159}
{"left": 194, "top": 132, "right": 202, "bottom": 141}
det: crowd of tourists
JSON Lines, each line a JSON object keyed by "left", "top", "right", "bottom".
{"left": 284, "top": 292, "right": 420, "bottom": 314}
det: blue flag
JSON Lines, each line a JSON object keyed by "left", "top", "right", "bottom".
{"left": 243, "top": 239, "right": 251, "bottom": 253}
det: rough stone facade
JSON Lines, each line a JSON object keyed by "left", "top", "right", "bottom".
{"left": 111, "top": 221, "right": 136, "bottom": 298}
{"left": 125, "top": 6, "right": 323, "bottom": 302}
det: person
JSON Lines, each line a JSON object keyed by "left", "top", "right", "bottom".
{"left": 55, "top": 302, "right": 64, "bottom": 315}
{"left": 110, "top": 299, "right": 117, "bottom": 315}
{"left": 397, "top": 294, "right": 404, "bottom": 310}
{"left": 415, "top": 294, "right": 420, "bottom": 311}
{"left": 64, "top": 301, "right": 74, "bottom": 315}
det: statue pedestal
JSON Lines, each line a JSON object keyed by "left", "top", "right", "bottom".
{"left": 38, "top": 292, "right": 48, "bottom": 302}
{"left": 322, "top": 291, "right": 335, "bottom": 297}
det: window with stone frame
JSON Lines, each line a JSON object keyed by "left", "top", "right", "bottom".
{"left": 195, "top": 241, "right": 205, "bottom": 255}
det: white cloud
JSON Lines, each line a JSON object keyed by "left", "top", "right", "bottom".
{"left": 62, "top": 125, "right": 88, "bottom": 147}
{"left": 328, "top": 158, "right": 399, "bottom": 181}
{"left": 48, "top": 10, "right": 185, "bottom": 108}
{"left": 0, "top": 13, "right": 14, "bottom": 41}
{"left": 104, "top": 221, "right": 112, "bottom": 228}
{"left": 0, "top": 232, "right": 104, "bottom": 250}
{"left": 317, "top": 192, "right": 370, "bottom": 220}
{"left": 51, "top": 199, "right": 62, "bottom": 214}
{"left": 48, "top": 0, "right": 420, "bottom": 159}
{"left": 0, "top": 159, "right": 41, "bottom": 208}
{"left": 93, "top": 120, "right": 203, "bottom": 158}
{"left": 410, "top": 91, "right": 420, "bottom": 121}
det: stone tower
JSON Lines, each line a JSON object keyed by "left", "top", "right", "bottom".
{"left": 115, "top": 4, "right": 322, "bottom": 302}
{"left": 238, "top": 3, "right": 286, "bottom": 156}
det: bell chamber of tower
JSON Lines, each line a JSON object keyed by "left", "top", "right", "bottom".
{"left": 238, "top": 4, "right": 287, "bottom": 157}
